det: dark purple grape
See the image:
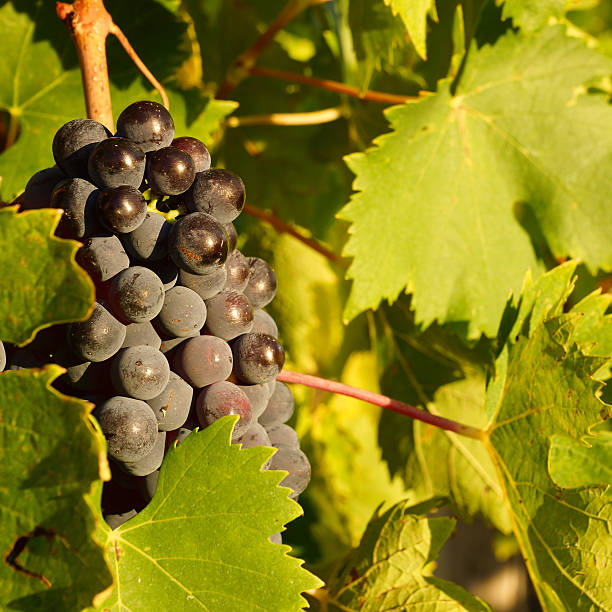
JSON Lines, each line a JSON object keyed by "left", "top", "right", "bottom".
{"left": 122, "top": 211, "right": 170, "bottom": 262}
{"left": 244, "top": 257, "right": 277, "bottom": 308}
{"left": 96, "top": 396, "right": 158, "bottom": 462}
{"left": 88, "top": 137, "right": 146, "bottom": 189}
{"left": 111, "top": 345, "right": 170, "bottom": 400}
{"left": 155, "top": 286, "right": 207, "bottom": 337}
{"left": 121, "top": 431, "right": 166, "bottom": 476}
{"left": 237, "top": 422, "right": 270, "bottom": 449}
{"left": 52, "top": 118, "right": 111, "bottom": 178}
{"left": 231, "top": 332, "right": 284, "bottom": 384}
{"left": 146, "top": 146, "right": 196, "bottom": 196}
{"left": 147, "top": 372, "right": 193, "bottom": 431}
{"left": 173, "top": 335, "right": 233, "bottom": 388}
{"left": 223, "top": 222, "right": 237, "bottom": 252}
{"left": 97, "top": 185, "right": 147, "bottom": 233}
{"left": 116, "top": 101, "right": 174, "bottom": 152}
{"left": 168, "top": 212, "right": 228, "bottom": 274}
{"left": 122, "top": 321, "right": 162, "bottom": 350}
{"left": 259, "top": 381, "right": 294, "bottom": 428}
{"left": 251, "top": 309, "right": 278, "bottom": 338}
{"left": 267, "top": 424, "right": 299, "bottom": 449}
{"left": 108, "top": 266, "right": 165, "bottom": 323}
{"left": 179, "top": 266, "right": 227, "bottom": 301}
{"left": 141, "top": 469, "right": 160, "bottom": 502}
{"left": 159, "top": 332, "right": 198, "bottom": 356}
{"left": 205, "top": 290, "right": 253, "bottom": 340}
{"left": 51, "top": 178, "right": 100, "bottom": 238}
{"left": 22, "top": 167, "right": 66, "bottom": 211}
{"left": 171, "top": 136, "right": 211, "bottom": 173}
{"left": 77, "top": 235, "right": 130, "bottom": 283}
{"left": 195, "top": 381, "right": 252, "bottom": 439}
{"left": 237, "top": 383, "right": 270, "bottom": 420}
{"left": 268, "top": 447, "right": 311, "bottom": 495}
{"left": 187, "top": 169, "right": 245, "bottom": 223}
{"left": 104, "top": 509, "right": 137, "bottom": 530}
{"left": 224, "top": 250, "right": 249, "bottom": 292}
{"left": 68, "top": 301, "right": 126, "bottom": 362}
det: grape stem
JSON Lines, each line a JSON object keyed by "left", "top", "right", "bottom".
{"left": 277, "top": 370, "right": 485, "bottom": 440}
{"left": 56, "top": 0, "right": 169, "bottom": 129}
{"left": 243, "top": 203, "right": 346, "bottom": 267}
{"left": 226, "top": 107, "right": 345, "bottom": 127}
{"left": 249, "top": 67, "right": 417, "bottom": 105}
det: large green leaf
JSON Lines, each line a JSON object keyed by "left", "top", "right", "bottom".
{"left": 0, "top": 365, "right": 112, "bottom": 611}
{"left": 486, "top": 316, "right": 612, "bottom": 609}
{"left": 95, "top": 417, "right": 321, "bottom": 611}
{"left": 316, "top": 499, "right": 491, "bottom": 611}
{"left": 501, "top": 0, "right": 566, "bottom": 32}
{"left": 339, "top": 25, "right": 612, "bottom": 338}
{"left": 0, "top": 207, "right": 93, "bottom": 345}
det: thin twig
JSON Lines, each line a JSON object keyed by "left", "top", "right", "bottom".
{"left": 109, "top": 23, "right": 169, "bottom": 109}
{"left": 249, "top": 66, "right": 416, "bottom": 105}
{"left": 217, "top": 0, "right": 332, "bottom": 99}
{"left": 226, "top": 106, "right": 344, "bottom": 127}
{"left": 277, "top": 370, "right": 485, "bottom": 440}
{"left": 244, "top": 203, "right": 346, "bottom": 266}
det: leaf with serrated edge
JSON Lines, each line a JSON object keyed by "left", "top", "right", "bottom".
{"left": 0, "top": 207, "right": 93, "bottom": 345}
{"left": 485, "top": 316, "right": 612, "bottom": 609}
{"left": 384, "top": 0, "right": 436, "bottom": 59}
{"left": 95, "top": 416, "right": 321, "bottom": 611}
{"left": 0, "top": 366, "right": 112, "bottom": 611}
{"left": 339, "top": 25, "right": 612, "bottom": 338}
{"left": 322, "top": 498, "right": 491, "bottom": 611}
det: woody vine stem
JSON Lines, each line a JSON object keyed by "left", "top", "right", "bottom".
{"left": 55, "top": 0, "right": 485, "bottom": 441}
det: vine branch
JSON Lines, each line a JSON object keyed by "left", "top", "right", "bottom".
{"left": 249, "top": 67, "right": 416, "bottom": 105}
{"left": 277, "top": 370, "right": 485, "bottom": 440}
{"left": 226, "top": 107, "right": 344, "bottom": 127}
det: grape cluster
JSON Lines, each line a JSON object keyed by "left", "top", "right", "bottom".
{"left": 8, "top": 101, "right": 311, "bottom": 534}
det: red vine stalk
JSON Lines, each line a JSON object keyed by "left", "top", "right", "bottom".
{"left": 277, "top": 370, "right": 485, "bottom": 440}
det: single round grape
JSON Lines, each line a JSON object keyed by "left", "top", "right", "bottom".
{"left": 121, "top": 321, "right": 162, "bottom": 350}
{"left": 175, "top": 416, "right": 199, "bottom": 447}
{"left": 116, "top": 101, "right": 174, "bottom": 152}
{"left": 244, "top": 257, "right": 277, "bottom": 309}
{"left": 195, "top": 381, "right": 252, "bottom": 439}
{"left": 68, "top": 301, "right": 126, "bottom": 362}
{"left": 223, "top": 222, "right": 237, "bottom": 252}
{"left": 120, "top": 431, "right": 166, "bottom": 476}
{"left": 224, "top": 250, "right": 250, "bottom": 292}
{"left": 168, "top": 212, "right": 229, "bottom": 274}
{"left": 231, "top": 332, "right": 284, "bottom": 384}
{"left": 96, "top": 396, "right": 158, "bottom": 462}
{"left": 146, "top": 146, "right": 196, "bottom": 195}
{"left": 141, "top": 469, "right": 160, "bottom": 502}
{"left": 267, "top": 424, "right": 299, "bottom": 449}
{"left": 155, "top": 286, "right": 207, "bottom": 337}
{"left": 122, "top": 211, "right": 170, "bottom": 262}
{"left": 179, "top": 266, "right": 227, "bottom": 301}
{"left": 237, "top": 422, "right": 271, "bottom": 449}
{"left": 268, "top": 447, "right": 311, "bottom": 496}
{"left": 0, "top": 341, "right": 5, "bottom": 371}
{"left": 147, "top": 371, "right": 193, "bottom": 431}
{"left": 259, "top": 381, "right": 294, "bottom": 428}
{"left": 187, "top": 168, "right": 245, "bottom": 223}
{"left": 52, "top": 118, "right": 111, "bottom": 178}
{"left": 77, "top": 235, "right": 130, "bottom": 283}
{"left": 108, "top": 266, "right": 165, "bottom": 323}
{"left": 104, "top": 509, "right": 137, "bottom": 530}
{"left": 237, "top": 384, "right": 270, "bottom": 420}
{"left": 88, "top": 137, "right": 146, "bottom": 189}
{"left": 97, "top": 185, "right": 147, "bottom": 233}
{"left": 171, "top": 136, "right": 211, "bottom": 173}
{"left": 174, "top": 335, "right": 233, "bottom": 388}
{"left": 205, "top": 290, "right": 253, "bottom": 340}
{"left": 159, "top": 332, "right": 198, "bottom": 356}
{"left": 147, "top": 259, "right": 178, "bottom": 291}
{"left": 51, "top": 178, "right": 100, "bottom": 238}
{"left": 22, "top": 167, "right": 66, "bottom": 211}
{"left": 251, "top": 309, "right": 278, "bottom": 339}
{"left": 110, "top": 345, "right": 170, "bottom": 400}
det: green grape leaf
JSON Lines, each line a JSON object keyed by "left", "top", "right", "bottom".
{"left": 0, "top": 0, "right": 231, "bottom": 201}
{"left": 339, "top": 25, "right": 612, "bottom": 338}
{"left": 501, "top": 0, "right": 566, "bottom": 32}
{"left": 321, "top": 499, "right": 491, "bottom": 611}
{"left": 384, "top": 0, "right": 436, "bottom": 59}
{"left": 95, "top": 417, "right": 321, "bottom": 611}
{"left": 485, "top": 315, "right": 612, "bottom": 609}
{"left": 549, "top": 432, "right": 612, "bottom": 488}
{"left": 0, "top": 207, "right": 93, "bottom": 345}
{"left": 0, "top": 366, "right": 112, "bottom": 611}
